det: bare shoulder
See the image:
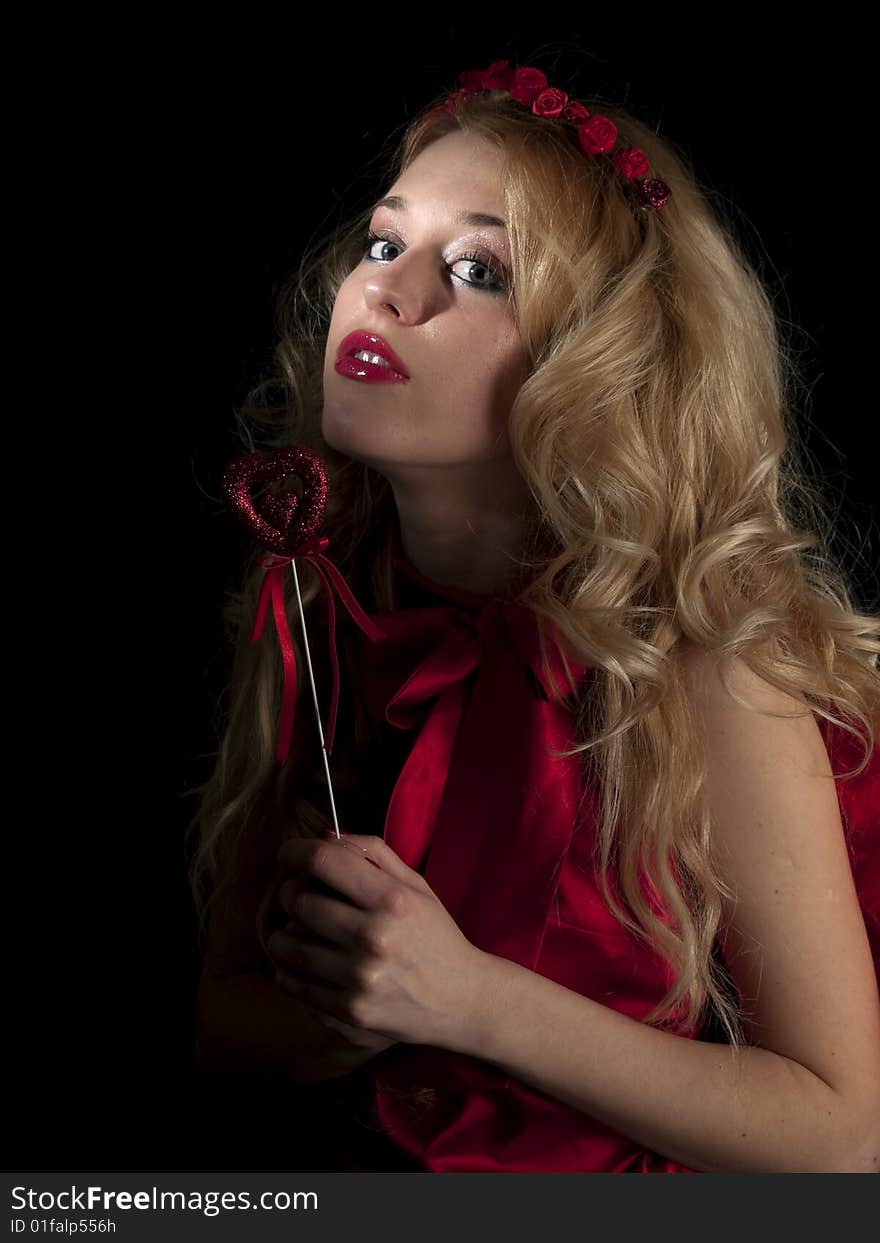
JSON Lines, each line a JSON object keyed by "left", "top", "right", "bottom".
{"left": 675, "top": 643, "right": 841, "bottom": 882}
{"left": 675, "top": 645, "right": 839, "bottom": 859}
{"left": 677, "top": 643, "right": 811, "bottom": 718}
{"left": 674, "top": 643, "right": 880, "bottom": 1159}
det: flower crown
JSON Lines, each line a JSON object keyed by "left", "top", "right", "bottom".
{"left": 432, "top": 58, "right": 671, "bottom": 212}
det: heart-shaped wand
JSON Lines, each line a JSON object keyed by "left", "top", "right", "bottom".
{"left": 221, "top": 445, "right": 386, "bottom": 837}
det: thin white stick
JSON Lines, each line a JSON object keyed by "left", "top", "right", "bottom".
{"left": 290, "top": 559, "right": 341, "bottom": 839}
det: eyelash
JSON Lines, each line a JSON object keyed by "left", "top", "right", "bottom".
{"left": 361, "top": 230, "right": 509, "bottom": 294}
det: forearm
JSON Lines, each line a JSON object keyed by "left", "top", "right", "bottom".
{"left": 196, "top": 970, "right": 379, "bottom": 1086}
{"left": 455, "top": 951, "right": 869, "bottom": 1173}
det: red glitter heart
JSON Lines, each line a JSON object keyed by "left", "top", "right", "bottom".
{"left": 221, "top": 445, "right": 329, "bottom": 555}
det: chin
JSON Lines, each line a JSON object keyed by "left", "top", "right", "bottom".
{"left": 320, "top": 415, "right": 374, "bottom": 468}
{"left": 320, "top": 398, "right": 347, "bottom": 443}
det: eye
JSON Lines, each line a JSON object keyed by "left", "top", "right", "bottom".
{"left": 361, "top": 231, "right": 508, "bottom": 294}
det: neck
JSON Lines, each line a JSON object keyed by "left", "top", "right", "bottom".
{"left": 389, "top": 462, "right": 535, "bottom": 597}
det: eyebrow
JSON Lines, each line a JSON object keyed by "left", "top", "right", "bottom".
{"left": 372, "top": 194, "right": 507, "bottom": 231}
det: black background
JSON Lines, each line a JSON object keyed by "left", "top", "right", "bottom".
{"left": 11, "top": 23, "right": 866, "bottom": 1171}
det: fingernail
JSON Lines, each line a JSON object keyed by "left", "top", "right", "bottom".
{"left": 339, "top": 834, "right": 382, "bottom": 869}
{"left": 325, "top": 829, "right": 382, "bottom": 869}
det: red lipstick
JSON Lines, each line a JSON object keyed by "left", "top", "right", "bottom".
{"left": 334, "top": 330, "right": 410, "bottom": 384}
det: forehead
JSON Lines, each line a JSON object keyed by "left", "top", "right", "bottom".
{"left": 382, "top": 131, "right": 506, "bottom": 216}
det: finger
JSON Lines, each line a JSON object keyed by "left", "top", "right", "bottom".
{"left": 277, "top": 875, "right": 307, "bottom": 918}
{"left": 275, "top": 836, "right": 321, "bottom": 875}
{"left": 274, "top": 968, "right": 355, "bottom": 1025}
{"left": 313, "top": 1011, "right": 358, "bottom": 1036}
{"left": 279, "top": 874, "right": 361, "bottom": 930}
{"left": 268, "top": 928, "right": 357, "bottom": 989}
{"left": 281, "top": 838, "right": 390, "bottom": 912}
{"left": 278, "top": 835, "right": 390, "bottom": 881}
{"left": 312, "top": 1010, "right": 389, "bottom": 1048}
{"left": 337, "top": 834, "right": 435, "bottom": 894}
{"left": 277, "top": 837, "right": 335, "bottom": 874}
{"left": 290, "top": 886, "right": 367, "bottom": 948}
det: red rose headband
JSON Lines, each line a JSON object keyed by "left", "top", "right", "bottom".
{"left": 222, "top": 445, "right": 385, "bottom": 836}
{"left": 434, "top": 58, "right": 671, "bottom": 212}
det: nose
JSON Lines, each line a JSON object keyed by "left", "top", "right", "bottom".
{"left": 362, "top": 246, "right": 445, "bottom": 323}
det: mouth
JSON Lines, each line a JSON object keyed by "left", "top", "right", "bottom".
{"left": 336, "top": 331, "right": 410, "bottom": 379}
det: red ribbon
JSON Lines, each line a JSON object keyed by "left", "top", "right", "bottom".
{"left": 249, "top": 535, "right": 386, "bottom": 764}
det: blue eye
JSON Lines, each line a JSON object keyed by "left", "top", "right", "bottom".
{"left": 361, "top": 231, "right": 509, "bottom": 294}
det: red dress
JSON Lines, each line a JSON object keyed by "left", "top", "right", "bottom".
{"left": 318, "top": 554, "right": 880, "bottom": 1173}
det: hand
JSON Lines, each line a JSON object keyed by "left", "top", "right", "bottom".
{"left": 267, "top": 833, "right": 487, "bottom": 1050}
{"left": 272, "top": 866, "right": 396, "bottom": 1054}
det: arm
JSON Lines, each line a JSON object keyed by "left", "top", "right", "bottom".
{"left": 451, "top": 655, "right": 880, "bottom": 1172}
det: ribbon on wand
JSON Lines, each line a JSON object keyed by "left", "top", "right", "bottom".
{"left": 221, "top": 444, "right": 386, "bottom": 836}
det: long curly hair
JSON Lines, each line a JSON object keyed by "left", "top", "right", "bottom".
{"left": 186, "top": 79, "right": 879, "bottom": 1055}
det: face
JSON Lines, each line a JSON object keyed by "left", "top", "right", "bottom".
{"left": 322, "top": 131, "right": 530, "bottom": 475}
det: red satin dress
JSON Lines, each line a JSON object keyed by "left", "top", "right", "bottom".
{"left": 318, "top": 554, "right": 880, "bottom": 1174}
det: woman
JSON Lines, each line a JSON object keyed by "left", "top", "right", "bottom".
{"left": 188, "top": 59, "right": 880, "bottom": 1173}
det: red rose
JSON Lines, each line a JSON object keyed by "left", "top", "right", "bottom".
{"left": 631, "top": 177, "right": 672, "bottom": 210}
{"left": 508, "top": 66, "right": 548, "bottom": 106}
{"left": 531, "top": 87, "right": 568, "bottom": 118}
{"left": 480, "top": 58, "right": 516, "bottom": 90}
{"left": 611, "top": 146, "right": 650, "bottom": 179}
{"left": 562, "top": 100, "right": 590, "bottom": 123}
{"left": 432, "top": 86, "right": 475, "bottom": 116}
{"left": 459, "top": 66, "right": 487, "bottom": 91}
{"left": 459, "top": 59, "right": 515, "bottom": 92}
{"left": 577, "top": 115, "right": 618, "bottom": 155}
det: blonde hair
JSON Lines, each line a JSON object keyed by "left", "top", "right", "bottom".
{"left": 186, "top": 81, "right": 879, "bottom": 1054}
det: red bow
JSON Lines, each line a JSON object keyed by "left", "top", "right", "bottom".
{"left": 356, "top": 595, "right": 589, "bottom": 885}
{"left": 250, "top": 535, "right": 386, "bottom": 764}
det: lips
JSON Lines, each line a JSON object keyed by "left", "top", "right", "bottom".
{"left": 336, "top": 330, "right": 410, "bottom": 378}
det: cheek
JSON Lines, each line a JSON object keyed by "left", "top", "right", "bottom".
{"left": 485, "top": 346, "right": 529, "bottom": 417}
{"left": 323, "top": 293, "right": 355, "bottom": 374}
{"left": 439, "top": 335, "right": 525, "bottom": 428}
{"left": 445, "top": 366, "right": 523, "bottom": 453}
{"left": 327, "top": 278, "right": 357, "bottom": 334}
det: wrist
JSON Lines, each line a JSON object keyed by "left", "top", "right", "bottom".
{"left": 444, "top": 947, "right": 516, "bottom": 1059}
